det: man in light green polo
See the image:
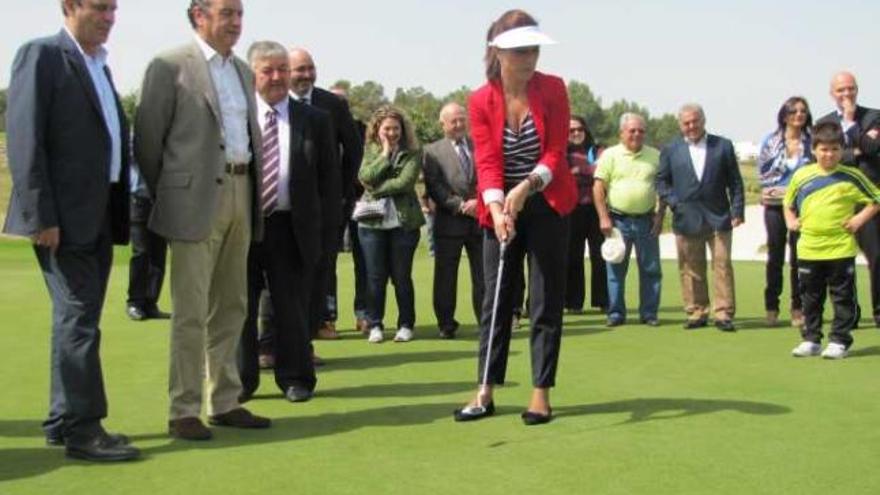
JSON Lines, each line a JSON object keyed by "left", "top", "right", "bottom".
{"left": 593, "top": 113, "right": 663, "bottom": 327}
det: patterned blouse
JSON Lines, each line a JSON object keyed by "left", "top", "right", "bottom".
{"left": 502, "top": 113, "right": 541, "bottom": 189}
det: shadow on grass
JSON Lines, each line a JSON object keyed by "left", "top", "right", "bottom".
{"left": 318, "top": 381, "right": 493, "bottom": 399}
{"left": 138, "top": 401, "right": 464, "bottom": 457}
{"left": 0, "top": 448, "right": 65, "bottom": 482}
{"left": 556, "top": 397, "right": 791, "bottom": 425}
{"left": 319, "top": 350, "right": 480, "bottom": 371}
{"left": 848, "top": 345, "right": 880, "bottom": 359}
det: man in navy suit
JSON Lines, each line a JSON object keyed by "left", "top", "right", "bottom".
{"left": 237, "top": 41, "right": 340, "bottom": 404}
{"left": 3, "top": 0, "right": 138, "bottom": 461}
{"left": 656, "top": 104, "right": 745, "bottom": 331}
{"left": 817, "top": 71, "right": 880, "bottom": 325}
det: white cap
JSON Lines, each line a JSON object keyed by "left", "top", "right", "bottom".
{"left": 488, "top": 26, "right": 557, "bottom": 49}
{"left": 601, "top": 228, "right": 626, "bottom": 264}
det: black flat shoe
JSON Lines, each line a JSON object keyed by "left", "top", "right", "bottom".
{"left": 521, "top": 409, "right": 552, "bottom": 426}
{"left": 453, "top": 401, "right": 495, "bottom": 422}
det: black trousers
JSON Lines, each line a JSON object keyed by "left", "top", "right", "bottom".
{"left": 478, "top": 195, "right": 569, "bottom": 388}
{"left": 798, "top": 258, "right": 858, "bottom": 348}
{"left": 565, "top": 203, "right": 608, "bottom": 310}
{"left": 239, "top": 213, "right": 316, "bottom": 394}
{"left": 432, "top": 229, "right": 484, "bottom": 331}
{"left": 37, "top": 219, "right": 112, "bottom": 439}
{"left": 126, "top": 195, "right": 167, "bottom": 309}
{"left": 763, "top": 205, "right": 800, "bottom": 312}
{"left": 856, "top": 215, "right": 880, "bottom": 321}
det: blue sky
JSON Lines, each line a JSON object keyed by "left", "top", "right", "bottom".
{"left": 1, "top": 0, "right": 878, "bottom": 142}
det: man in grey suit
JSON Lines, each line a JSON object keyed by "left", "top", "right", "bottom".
{"left": 423, "top": 103, "right": 484, "bottom": 339}
{"left": 3, "top": 0, "right": 138, "bottom": 461}
{"left": 656, "top": 103, "right": 745, "bottom": 332}
{"left": 237, "top": 41, "right": 340, "bottom": 404}
{"left": 134, "top": 0, "right": 270, "bottom": 441}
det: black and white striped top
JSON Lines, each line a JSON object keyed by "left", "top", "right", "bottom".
{"left": 503, "top": 113, "right": 541, "bottom": 188}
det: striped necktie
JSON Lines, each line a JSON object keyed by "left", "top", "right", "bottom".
{"left": 261, "top": 109, "right": 280, "bottom": 214}
{"left": 456, "top": 140, "right": 472, "bottom": 180}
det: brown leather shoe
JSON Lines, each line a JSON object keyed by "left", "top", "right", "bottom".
{"left": 168, "top": 417, "right": 212, "bottom": 440}
{"left": 208, "top": 408, "right": 271, "bottom": 429}
{"left": 258, "top": 352, "right": 275, "bottom": 369}
{"left": 315, "top": 321, "right": 339, "bottom": 340}
{"left": 356, "top": 318, "right": 370, "bottom": 335}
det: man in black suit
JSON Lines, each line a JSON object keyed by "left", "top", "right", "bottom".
{"left": 423, "top": 103, "right": 484, "bottom": 339}
{"left": 125, "top": 164, "right": 170, "bottom": 321}
{"left": 3, "top": 0, "right": 139, "bottom": 461}
{"left": 288, "top": 48, "right": 365, "bottom": 341}
{"left": 818, "top": 71, "right": 880, "bottom": 325}
{"left": 238, "top": 41, "right": 340, "bottom": 403}
{"left": 656, "top": 103, "right": 745, "bottom": 331}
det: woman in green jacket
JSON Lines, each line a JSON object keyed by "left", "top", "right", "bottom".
{"left": 357, "top": 106, "right": 426, "bottom": 343}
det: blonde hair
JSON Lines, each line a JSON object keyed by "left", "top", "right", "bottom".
{"left": 366, "top": 106, "right": 419, "bottom": 152}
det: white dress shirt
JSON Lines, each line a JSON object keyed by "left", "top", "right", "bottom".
{"left": 64, "top": 27, "right": 121, "bottom": 184}
{"left": 256, "top": 96, "right": 292, "bottom": 211}
{"left": 194, "top": 34, "right": 251, "bottom": 165}
{"left": 687, "top": 134, "right": 708, "bottom": 182}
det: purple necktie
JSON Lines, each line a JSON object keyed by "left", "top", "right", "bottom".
{"left": 261, "top": 109, "right": 280, "bottom": 214}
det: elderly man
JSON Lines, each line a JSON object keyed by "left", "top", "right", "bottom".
{"left": 817, "top": 71, "right": 880, "bottom": 326}
{"left": 656, "top": 104, "right": 745, "bottom": 331}
{"left": 237, "top": 41, "right": 339, "bottom": 404}
{"left": 288, "top": 47, "right": 364, "bottom": 340}
{"left": 134, "top": 0, "right": 270, "bottom": 440}
{"left": 422, "top": 102, "right": 484, "bottom": 339}
{"left": 4, "top": 0, "right": 139, "bottom": 462}
{"left": 593, "top": 113, "right": 663, "bottom": 327}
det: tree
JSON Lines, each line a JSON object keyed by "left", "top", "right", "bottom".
{"left": 347, "top": 81, "right": 388, "bottom": 124}
{"left": 646, "top": 114, "right": 680, "bottom": 149}
{"left": 393, "top": 87, "right": 442, "bottom": 145}
{"left": 567, "top": 80, "right": 606, "bottom": 141}
{"left": 120, "top": 90, "right": 138, "bottom": 127}
{"left": 442, "top": 86, "right": 472, "bottom": 108}
{"left": 0, "top": 88, "right": 7, "bottom": 132}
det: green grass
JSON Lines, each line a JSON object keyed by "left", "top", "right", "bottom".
{"left": 0, "top": 238, "right": 879, "bottom": 494}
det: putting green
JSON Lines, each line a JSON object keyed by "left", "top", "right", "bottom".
{"left": 0, "top": 239, "right": 877, "bottom": 494}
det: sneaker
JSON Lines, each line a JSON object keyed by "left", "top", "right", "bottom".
{"left": 821, "top": 342, "right": 848, "bottom": 360}
{"left": 791, "top": 341, "right": 821, "bottom": 357}
{"left": 367, "top": 327, "right": 384, "bottom": 343}
{"left": 393, "top": 327, "right": 414, "bottom": 342}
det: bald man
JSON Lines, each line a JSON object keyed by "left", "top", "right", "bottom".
{"left": 818, "top": 71, "right": 880, "bottom": 325}
{"left": 422, "top": 103, "right": 484, "bottom": 339}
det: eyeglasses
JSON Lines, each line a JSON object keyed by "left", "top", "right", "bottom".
{"left": 625, "top": 129, "right": 646, "bottom": 135}
{"left": 569, "top": 127, "right": 585, "bottom": 134}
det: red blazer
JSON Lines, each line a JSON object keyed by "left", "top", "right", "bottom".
{"left": 468, "top": 71, "right": 577, "bottom": 228}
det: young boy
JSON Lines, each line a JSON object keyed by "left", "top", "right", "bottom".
{"left": 783, "top": 121, "right": 880, "bottom": 359}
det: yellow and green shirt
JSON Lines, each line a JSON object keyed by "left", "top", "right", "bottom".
{"left": 594, "top": 144, "right": 660, "bottom": 215}
{"left": 783, "top": 163, "right": 880, "bottom": 260}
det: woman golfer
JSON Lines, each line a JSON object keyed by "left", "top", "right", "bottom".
{"left": 454, "top": 9, "right": 577, "bottom": 425}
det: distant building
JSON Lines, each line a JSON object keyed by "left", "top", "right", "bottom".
{"left": 734, "top": 141, "right": 759, "bottom": 162}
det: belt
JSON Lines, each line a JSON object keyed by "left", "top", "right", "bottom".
{"left": 225, "top": 162, "right": 249, "bottom": 175}
{"left": 610, "top": 208, "right": 653, "bottom": 219}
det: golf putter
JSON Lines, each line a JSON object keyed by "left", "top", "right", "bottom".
{"left": 476, "top": 239, "right": 509, "bottom": 410}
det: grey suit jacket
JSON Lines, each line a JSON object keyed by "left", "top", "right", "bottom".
{"left": 133, "top": 41, "right": 263, "bottom": 242}
{"left": 422, "top": 137, "right": 480, "bottom": 237}
{"left": 4, "top": 30, "right": 130, "bottom": 246}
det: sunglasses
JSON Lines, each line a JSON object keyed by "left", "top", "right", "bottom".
{"left": 569, "top": 127, "right": 585, "bottom": 134}
{"left": 508, "top": 46, "right": 539, "bottom": 55}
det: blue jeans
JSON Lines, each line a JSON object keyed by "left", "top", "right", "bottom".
{"left": 358, "top": 226, "right": 420, "bottom": 330}
{"left": 606, "top": 214, "right": 662, "bottom": 321}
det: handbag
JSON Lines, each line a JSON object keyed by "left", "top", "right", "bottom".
{"left": 352, "top": 196, "right": 389, "bottom": 221}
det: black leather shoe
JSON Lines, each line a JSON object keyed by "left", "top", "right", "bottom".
{"left": 715, "top": 319, "right": 736, "bottom": 332}
{"left": 50, "top": 432, "right": 130, "bottom": 447}
{"left": 438, "top": 328, "right": 456, "bottom": 340}
{"left": 606, "top": 317, "right": 625, "bottom": 328}
{"left": 453, "top": 401, "right": 495, "bottom": 422}
{"left": 65, "top": 432, "right": 140, "bottom": 462}
{"left": 145, "top": 306, "right": 171, "bottom": 319}
{"left": 521, "top": 409, "right": 553, "bottom": 426}
{"left": 684, "top": 317, "right": 708, "bottom": 330}
{"left": 285, "top": 385, "right": 313, "bottom": 403}
{"left": 126, "top": 305, "right": 147, "bottom": 321}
